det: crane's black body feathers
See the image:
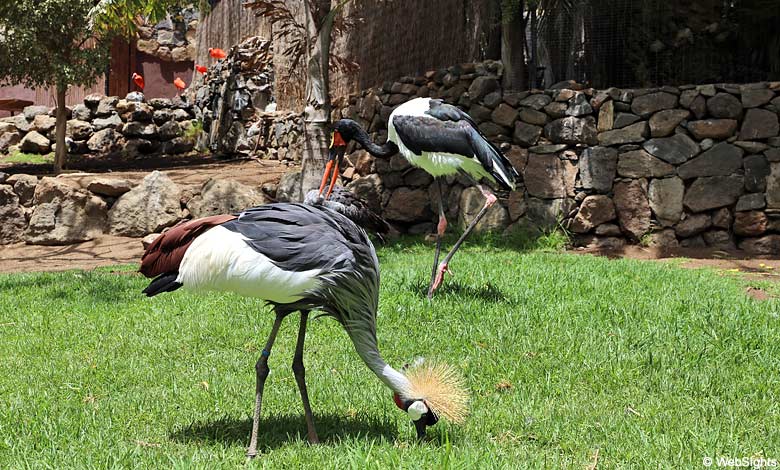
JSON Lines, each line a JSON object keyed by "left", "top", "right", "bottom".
{"left": 142, "top": 273, "right": 182, "bottom": 297}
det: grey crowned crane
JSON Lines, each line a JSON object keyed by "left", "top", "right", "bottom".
{"left": 304, "top": 186, "right": 391, "bottom": 238}
{"left": 319, "top": 97, "right": 520, "bottom": 298}
{"left": 139, "top": 203, "right": 466, "bottom": 457}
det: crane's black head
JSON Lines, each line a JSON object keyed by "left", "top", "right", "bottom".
{"left": 393, "top": 393, "right": 439, "bottom": 439}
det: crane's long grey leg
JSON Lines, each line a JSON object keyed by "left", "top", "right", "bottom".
{"left": 427, "top": 178, "right": 447, "bottom": 298}
{"left": 292, "top": 310, "right": 320, "bottom": 444}
{"left": 247, "top": 311, "right": 284, "bottom": 458}
{"left": 429, "top": 184, "right": 497, "bottom": 296}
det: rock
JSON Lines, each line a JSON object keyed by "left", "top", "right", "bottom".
{"left": 649, "top": 109, "right": 689, "bottom": 137}
{"left": 352, "top": 151, "right": 375, "bottom": 175}
{"left": 123, "top": 121, "right": 158, "bottom": 138}
{"left": 544, "top": 102, "right": 568, "bottom": 119}
{"left": 739, "top": 235, "right": 780, "bottom": 255}
{"left": 597, "top": 100, "right": 614, "bottom": 132}
{"left": 686, "top": 119, "right": 738, "bottom": 140}
{"left": 706, "top": 93, "right": 742, "bottom": 118}
{"left": 649, "top": 177, "right": 684, "bottom": 226}
{"left": 491, "top": 103, "right": 518, "bottom": 127}
{"left": 66, "top": 119, "right": 93, "bottom": 140}
{"left": 613, "top": 112, "right": 641, "bottom": 129}
{"left": 643, "top": 134, "right": 699, "bottom": 164}
{"left": 142, "top": 233, "right": 161, "bottom": 250}
{"left": 579, "top": 146, "right": 617, "bottom": 193}
{"left": 768, "top": 163, "right": 780, "bottom": 208}
{"left": 518, "top": 107, "right": 548, "bottom": 126}
{"left": 675, "top": 213, "right": 711, "bottom": 237}
{"left": 597, "top": 121, "right": 647, "bottom": 146}
{"left": 404, "top": 169, "right": 433, "bottom": 187}
{"left": 108, "top": 171, "right": 181, "bottom": 237}
{"left": 739, "top": 109, "right": 779, "bottom": 140}
{"left": 735, "top": 193, "right": 766, "bottom": 212}
{"left": 468, "top": 104, "right": 492, "bottom": 122}
{"left": 160, "top": 137, "right": 193, "bottom": 155}
{"left": 518, "top": 94, "right": 552, "bottom": 111}
{"left": 566, "top": 93, "right": 593, "bottom": 116}
{"left": 384, "top": 187, "right": 430, "bottom": 222}
{"left": 19, "top": 131, "right": 51, "bottom": 153}
{"left": 92, "top": 114, "right": 123, "bottom": 131}
{"left": 570, "top": 195, "right": 615, "bottom": 233}
{"left": 172, "top": 109, "right": 191, "bottom": 121}
{"left": 733, "top": 211, "right": 767, "bottom": 236}
{"left": 478, "top": 122, "right": 505, "bottom": 137}
{"left": 468, "top": 76, "right": 499, "bottom": 101}
{"left": 126, "top": 91, "right": 144, "bottom": 103}
{"left": 71, "top": 104, "right": 92, "bottom": 121}
{"left": 735, "top": 141, "right": 768, "bottom": 154}
{"left": 525, "top": 197, "right": 572, "bottom": 230}
{"left": 617, "top": 149, "right": 674, "bottom": 178}
{"left": 24, "top": 177, "right": 107, "bottom": 245}
{"left": 595, "top": 223, "right": 621, "bottom": 236}
{"left": 149, "top": 98, "right": 173, "bottom": 109}
{"left": 524, "top": 154, "right": 565, "bottom": 198}
{"left": 677, "top": 143, "right": 743, "bottom": 179}
{"left": 23, "top": 105, "right": 51, "bottom": 121}
{"left": 683, "top": 176, "right": 744, "bottom": 212}
{"left": 544, "top": 116, "right": 597, "bottom": 145}
{"left": 158, "top": 121, "right": 182, "bottom": 140}
{"left": 96, "top": 96, "right": 119, "bottom": 116}
{"left": 741, "top": 88, "right": 774, "bottom": 108}
{"left": 87, "top": 178, "right": 133, "bottom": 197}
{"left": 507, "top": 191, "right": 526, "bottom": 220}
{"left": 7, "top": 173, "right": 38, "bottom": 206}
{"left": 712, "top": 208, "right": 733, "bottom": 228}
{"left": 31, "top": 114, "right": 56, "bottom": 133}
{"left": 767, "top": 148, "right": 780, "bottom": 162}
{"left": 3, "top": 115, "right": 31, "bottom": 133}
{"left": 630, "top": 92, "right": 677, "bottom": 117}
{"left": 187, "top": 178, "right": 270, "bottom": 218}
{"left": 87, "top": 128, "right": 125, "bottom": 154}
{"left": 513, "top": 122, "right": 542, "bottom": 146}
{"left": 505, "top": 146, "right": 528, "bottom": 173}
{"left": 276, "top": 171, "right": 302, "bottom": 202}
{"left": 688, "top": 95, "right": 706, "bottom": 119}
{"left": 458, "top": 186, "right": 509, "bottom": 233}
{"left": 529, "top": 144, "right": 568, "bottom": 154}
{"left": 744, "top": 154, "right": 770, "bottom": 192}
{"left": 698, "top": 85, "right": 716, "bottom": 97}
{"left": 573, "top": 235, "right": 625, "bottom": 250}
{"left": 614, "top": 179, "right": 650, "bottom": 240}
{"left": 0, "top": 131, "right": 22, "bottom": 152}
{"left": 0, "top": 186, "right": 26, "bottom": 244}
{"left": 702, "top": 230, "right": 735, "bottom": 250}
{"left": 646, "top": 229, "right": 679, "bottom": 250}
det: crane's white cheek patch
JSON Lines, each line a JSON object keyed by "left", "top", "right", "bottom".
{"left": 407, "top": 401, "right": 428, "bottom": 421}
{"left": 177, "top": 226, "right": 321, "bottom": 303}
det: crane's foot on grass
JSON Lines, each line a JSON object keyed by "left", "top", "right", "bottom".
{"left": 427, "top": 262, "right": 452, "bottom": 298}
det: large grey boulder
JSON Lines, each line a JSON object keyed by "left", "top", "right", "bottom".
{"left": 649, "top": 177, "right": 684, "bottom": 226}
{"left": 614, "top": 179, "right": 651, "bottom": 240}
{"left": 579, "top": 146, "right": 617, "bottom": 193}
{"left": 687, "top": 119, "right": 738, "bottom": 140}
{"left": 24, "top": 177, "right": 107, "bottom": 245}
{"left": 683, "top": 176, "right": 744, "bottom": 212}
{"left": 677, "top": 143, "right": 743, "bottom": 179}
{"left": 570, "top": 195, "right": 615, "bottom": 233}
{"left": 187, "top": 178, "right": 270, "bottom": 218}
{"left": 740, "top": 109, "right": 779, "bottom": 140}
{"left": 19, "top": 131, "right": 51, "bottom": 153}
{"left": 617, "top": 149, "right": 674, "bottom": 178}
{"left": 631, "top": 92, "right": 677, "bottom": 117}
{"left": 108, "top": 171, "right": 181, "bottom": 237}
{"left": 524, "top": 154, "right": 566, "bottom": 198}
{"left": 706, "top": 93, "right": 742, "bottom": 118}
{"left": 544, "top": 116, "right": 597, "bottom": 145}
{"left": 649, "top": 109, "right": 689, "bottom": 137}
{"left": 6, "top": 173, "right": 38, "bottom": 206}
{"left": 276, "top": 171, "right": 302, "bottom": 203}
{"left": 87, "top": 177, "right": 133, "bottom": 197}
{"left": 87, "top": 128, "right": 125, "bottom": 154}
{"left": 597, "top": 121, "right": 648, "bottom": 146}
{"left": 384, "top": 187, "right": 430, "bottom": 222}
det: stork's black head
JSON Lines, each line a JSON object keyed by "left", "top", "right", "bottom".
{"left": 393, "top": 393, "right": 439, "bottom": 439}
{"left": 331, "top": 119, "right": 362, "bottom": 146}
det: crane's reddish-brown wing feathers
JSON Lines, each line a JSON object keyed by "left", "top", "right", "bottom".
{"left": 139, "top": 214, "right": 237, "bottom": 278}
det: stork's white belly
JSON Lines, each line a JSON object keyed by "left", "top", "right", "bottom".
{"left": 176, "top": 226, "right": 321, "bottom": 303}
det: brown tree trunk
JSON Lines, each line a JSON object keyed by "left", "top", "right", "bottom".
{"left": 53, "top": 84, "right": 68, "bottom": 175}
{"left": 501, "top": 0, "right": 527, "bottom": 91}
{"left": 298, "top": 0, "right": 335, "bottom": 201}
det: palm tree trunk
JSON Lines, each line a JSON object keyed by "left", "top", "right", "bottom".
{"left": 53, "top": 83, "right": 67, "bottom": 175}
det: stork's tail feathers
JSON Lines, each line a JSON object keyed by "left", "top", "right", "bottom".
{"left": 142, "top": 273, "right": 182, "bottom": 297}
{"left": 474, "top": 137, "right": 519, "bottom": 191}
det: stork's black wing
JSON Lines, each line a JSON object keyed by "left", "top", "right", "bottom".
{"left": 391, "top": 99, "right": 519, "bottom": 190}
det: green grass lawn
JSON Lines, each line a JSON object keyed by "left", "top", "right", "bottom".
{"left": 0, "top": 240, "right": 778, "bottom": 468}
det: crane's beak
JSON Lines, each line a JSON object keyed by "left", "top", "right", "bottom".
{"left": 413, "top": 418, "right": 427, "bottom": 439}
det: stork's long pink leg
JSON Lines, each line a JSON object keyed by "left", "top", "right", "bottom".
{"left": 427, "top": 179, "right": 447, "bottom": 299}
{"left": 247, "top": 312, "right": 284, "bottom": 458}
{"left": 292, "top": 310, "right": 319, "bottom": 444}
{"left": 429, "top": 184, "right": 497, "bottom": 297}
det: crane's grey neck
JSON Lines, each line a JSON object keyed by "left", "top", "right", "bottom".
{"left": 348, "top": 326, "right": 412, "bottom": 397}
{"left": 352, "top": 125, "right": 398, "bottom": 158}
